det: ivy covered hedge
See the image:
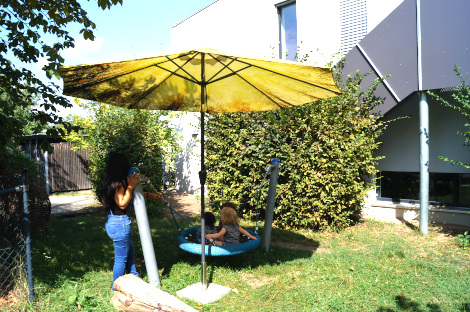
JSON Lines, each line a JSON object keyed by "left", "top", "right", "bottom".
{"left": 205, "top": 71, "right": 389, "bottom": 230}
{"left": 74, "top": 104, "right": 181, "bottom": 202}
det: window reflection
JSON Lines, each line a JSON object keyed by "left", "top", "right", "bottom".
{"left": 378, "top": 171, "right": 470, "bottom": 207}
{"left": 279, "top": 3, "right": 297, "bottom": 61}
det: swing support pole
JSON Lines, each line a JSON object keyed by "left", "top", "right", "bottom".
{"left": 263, "top": 158, "right": 280, "bottom": 252}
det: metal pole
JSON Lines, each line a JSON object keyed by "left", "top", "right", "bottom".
{"left": 262, "top": 158, "right": 280, "bottom": 251}
{"left": 22, "top": 169, "right": 34, "bottom": 303}
{"left": 132, "top": 182, "right": 161, "bottom": 286}
{"left": 417, "top": 0, "right": 429, "bottom": 234}
{"left": 44, "top": 150, "right": 49, "bottom": 195}
{"left": 199, "top": 52, "right": 207, "bottom": 291}
{"left": 419, "top": 92, "right": 429, "bottom": 234}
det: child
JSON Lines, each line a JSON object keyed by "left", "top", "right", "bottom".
{"left": 206, "top": 203, "right": 258, "bottom": 246}
{"left": 196, "top": 212, "right": 218, "bottom": 245}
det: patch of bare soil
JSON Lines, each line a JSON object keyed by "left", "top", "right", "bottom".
{"left": 161, "top": 190, "right": 201, "bottom": 218}
{"left": 271, "top": 241, "right": 322, "bottom": 252}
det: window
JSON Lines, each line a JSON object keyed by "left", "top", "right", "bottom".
{"left": 276, "top": 1, "right": 297, "bottom": 61}
{"left": 378, "top": 171, "right": 470, "bottom": 208}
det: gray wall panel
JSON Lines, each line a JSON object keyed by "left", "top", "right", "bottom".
{"left": 421, "top": 0, "right": 470, "bottom": 90}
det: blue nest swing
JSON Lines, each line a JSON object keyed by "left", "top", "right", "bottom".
{"left": 162, "top": 165, "right": 272, "bottom": 257}
{"left": 177, "top": 227, "right": 260, "bottom": 256}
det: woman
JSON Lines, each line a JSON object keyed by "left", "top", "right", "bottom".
{"left": 102, "top": 152, "right": 162, "bottom": 290}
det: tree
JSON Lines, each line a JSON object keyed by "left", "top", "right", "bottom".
{"left": 0, "top": 91, "right": 46, "bottom": 148}
{"left": 0, "top": 0, "right": 122, "bottom": 151}
{"left": 64, "top": 100, "right": 182, "bottom": 201}
{"left": 428, "top": 65, "right": 470, "bottom": 169}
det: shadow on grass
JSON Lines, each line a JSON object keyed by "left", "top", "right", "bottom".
{"left": 149, "top": 215, "right": 320, "bottom": 280}
{"left": 377, "top": 295, "right": 470, "bottom": 312}
{"left": 32, "top": 210, "right": 319, "bottom": 288}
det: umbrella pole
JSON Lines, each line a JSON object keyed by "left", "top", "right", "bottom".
{"left": 200, "top": 110, "right": 207, "bottom": 291}
{"left": 200, "top": 53, "right": 207, "bottom": 291}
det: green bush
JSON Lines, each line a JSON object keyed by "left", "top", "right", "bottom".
{"left": 205, "top": 71, "right": 389, "bottom": 230}
{"left": 83, "top": 104, "right": 180, "bottom": 202}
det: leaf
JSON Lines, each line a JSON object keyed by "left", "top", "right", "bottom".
{"left": 68, "top": 295, "right": 77, "bottom": 304}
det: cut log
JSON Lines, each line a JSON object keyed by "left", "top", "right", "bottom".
{"left": 111, "top": 274, "right": 198, "bottom": 312}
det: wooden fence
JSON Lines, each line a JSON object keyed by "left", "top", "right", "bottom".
{"left": 48, "top": 142, "right": 92, "bottom": 193}
{"left": 21, "top": 137, "right": 92, "bottom": 193}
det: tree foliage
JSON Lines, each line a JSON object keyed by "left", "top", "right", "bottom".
{"left": 428, "top": 65, "right": 470, "bottom": 169}
{"left": 65, "top": 101, "right": 182, "bottom": 202}
{"left": 0, "top": 91, "right": 46, "bottom": 149}
{"left": 0, "top": 0, "right": 122, "bottom": 151}
{"left": 205, "top": 70, "right": 389, "bottom": 230}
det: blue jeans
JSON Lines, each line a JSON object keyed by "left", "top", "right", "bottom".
{"left": 105, "top": 214, "right": 139, "bottom": 290}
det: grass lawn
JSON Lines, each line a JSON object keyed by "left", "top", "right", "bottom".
{"left": 5, "top": 209, "right": 470, "bottom": 311}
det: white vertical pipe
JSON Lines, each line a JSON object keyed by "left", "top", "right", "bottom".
{"left": 417, "top": 0, "right": 429, "bottom": 234}
{"left": 133, "top": 182, "right": 161, "bottom": 286}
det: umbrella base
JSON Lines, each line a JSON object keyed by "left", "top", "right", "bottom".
{"left": 176, "top": 282, "right": 232, "bottom": 304}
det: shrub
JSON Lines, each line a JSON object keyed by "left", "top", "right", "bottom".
{"left": 205, "top": 70, "right": 389, "bottom": 230}
{"left": 79, "top": 104, "right": 180, "bottom": 202}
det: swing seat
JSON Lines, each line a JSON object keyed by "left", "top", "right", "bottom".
{"left": 177, "top": 227, "right": 260, "bottom": 256}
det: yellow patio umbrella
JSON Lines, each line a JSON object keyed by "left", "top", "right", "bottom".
{"left": 59, "top": 48, "right": 340, "bottom": 291}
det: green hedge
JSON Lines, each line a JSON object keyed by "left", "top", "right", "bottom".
{"left": 85, "top": 105, "right": 180, "bottom": 202}
{"left": 205, "top": 71, "right": 389, "bottom": 230}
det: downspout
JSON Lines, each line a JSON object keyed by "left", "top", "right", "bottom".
{"left": 417, "top": 0, "right": 429, "bottom": 235}
{"left": 277, "top": 6, "right": 282, "bottom": 59}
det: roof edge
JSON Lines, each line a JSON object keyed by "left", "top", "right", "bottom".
{"left": 171, "top": 0, "right": 219, "bottom": 28}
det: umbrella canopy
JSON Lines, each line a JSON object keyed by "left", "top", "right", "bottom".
{"left": 60, "top": 48, "right": 340, "bottom": 113}
{"left": 59, "top": 48, "right": 340, "bottom": 290}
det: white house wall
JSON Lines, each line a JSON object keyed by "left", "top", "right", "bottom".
{"left": 171, "top": 0, "right": 403, "bottom": 66}
{"left": 376, "top": 93, "right": 470, "bottom": 174}
{"left": 171, "top": 112, "right": 201, "bottom": 194}
{"left": 170, "top": 0, "right": 405, "bottom": 193}
{"left": 171, "top": 0, "right": 280, "bottom": 59}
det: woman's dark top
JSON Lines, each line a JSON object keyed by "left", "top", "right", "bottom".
{"left": 108, "top": 199, "right": 127, "bottom": 215}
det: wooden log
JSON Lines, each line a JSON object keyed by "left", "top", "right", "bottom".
{"left": 111, "top": 274, "right": 198, "bottom": 312}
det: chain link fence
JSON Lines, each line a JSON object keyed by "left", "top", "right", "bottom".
{"left": 0, "top": 170, "right": 34, "bottom": 305}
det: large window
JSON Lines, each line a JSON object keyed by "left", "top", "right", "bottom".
{"left": 276, "top": 1, "right": 297, "bottom": 61}
{"left": 378, "top": 171, "right": 470, "bottom": 207}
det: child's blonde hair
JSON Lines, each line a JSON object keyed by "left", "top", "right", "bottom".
{"left": 220, "top": 206, "right": 239, "bottom": 226}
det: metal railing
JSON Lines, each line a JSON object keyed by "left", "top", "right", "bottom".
{"left": 0, "top": 169, "right": 34, "bottom": 304}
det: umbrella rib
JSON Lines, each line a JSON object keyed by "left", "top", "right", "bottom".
{"left": 205, "top": 53, "right": 290, "bottom": 108}
{"left": 205, "top": 52, "right": 253, "bottom": 84}
{"left": 153, "top": 63, "right": 200, "bottom": 85}
{"left": 63, "top": 55, "right": 190, "bottom": 92}
{"left": 214, "top": 54, "right": 340, "bottom": 94}
{"left": 205, "top": 56, "right": 238, "bottom": 84}
{"left": 127, "top": 72, "right": 174, "bottom": 109}
{"left": 152, "top": 53, "right": 202, "bottom": 85}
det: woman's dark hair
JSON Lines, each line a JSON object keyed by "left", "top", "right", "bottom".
{"left": 102, "top": 152, "right": 131, "bottom": 211}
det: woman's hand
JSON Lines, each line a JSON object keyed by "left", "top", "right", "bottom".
{"left": 127, "top": 173, "right": 141, "bottom": 189}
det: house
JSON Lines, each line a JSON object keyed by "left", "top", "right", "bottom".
{"left": 170, "top": 0, "right": 470, "bottom": 227}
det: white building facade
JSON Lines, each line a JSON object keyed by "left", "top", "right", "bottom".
{"left": 170, "top": 0, "right": 470, "bottom": 226}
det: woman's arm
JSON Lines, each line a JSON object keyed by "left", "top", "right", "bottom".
{"left": 114, "top": 173, "right": 141, "bottom": 210}
{"left": 205, "top": 227, "right": 227, "bottom": 240}
{"left": 239, "top": 226, "right": 258, "bottom": 240}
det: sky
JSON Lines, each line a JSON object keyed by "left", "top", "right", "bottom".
{"left": 34, "top": 0, "right": 216, "bottom": 117}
